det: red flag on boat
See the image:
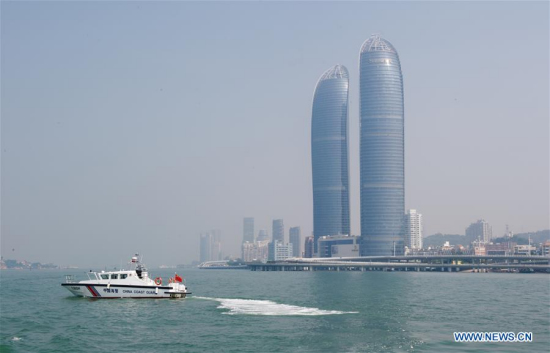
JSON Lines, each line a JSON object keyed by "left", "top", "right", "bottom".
{"left": 174, "top": 274, "right": 183, "bottom": 283}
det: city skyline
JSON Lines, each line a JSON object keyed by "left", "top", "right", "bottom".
{"left": 1, "top": 1, "right": 548, "bottom": 266}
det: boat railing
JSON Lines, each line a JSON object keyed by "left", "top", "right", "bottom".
{"left": 64, "top": 275, "right": 75, "bottom": 283}
{"left": 86, "top": 272, "right": 100, "bottom": 280}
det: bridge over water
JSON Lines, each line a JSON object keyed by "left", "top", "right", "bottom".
{"left": 247, "top": 255, "right": 550, "bottom": 273}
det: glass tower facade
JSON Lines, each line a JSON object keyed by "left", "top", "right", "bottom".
{"left": 289, "top": 226, "right": 301, "bottom": 257}
{"left": 311, "top": 65, "right": 351, "bottom": 253}
{"left": 359, "top": 35, "right": 405, "bottom": 256}
{"left": 243, "top": 217, "right": 254, "bottom": 243}
{"left": 272, "top": 219, "right": 284, "bottom": 243}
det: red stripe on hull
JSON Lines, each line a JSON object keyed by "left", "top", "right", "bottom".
{"left": 87, "top": 286, "right": 97, "bottom": 297}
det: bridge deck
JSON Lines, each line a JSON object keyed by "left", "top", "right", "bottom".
{"left": 247, "top": 255, "right": 550, "bottom": 272}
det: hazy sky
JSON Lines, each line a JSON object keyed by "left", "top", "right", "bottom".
{"left": 1, "top": 1, "right": 548, "bottom": 267}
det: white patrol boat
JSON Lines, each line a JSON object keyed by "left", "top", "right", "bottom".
{"left": 61, "top": 254, "right": 190, "bottom": 299}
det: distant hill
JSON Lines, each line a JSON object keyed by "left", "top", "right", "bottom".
{"left": 0, "top": 259, "right": 58, "bottom": 270}
{"left": 493, "top": 230, "right": 550, "bottom": 245}
{"left": 423, "top": 233, "right": 466, "bottom": 247}
{"left": 423, "top": 230, "right": 550, "bottom": 247}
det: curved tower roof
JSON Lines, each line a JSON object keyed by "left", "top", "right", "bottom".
{"left": 360, "top": 34, "right": 397, "bottom": 54}
{"left": 319, "top": 64, "right": 349, "bottom": 81}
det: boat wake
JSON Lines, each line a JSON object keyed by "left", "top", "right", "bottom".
{"left": 195, "top": 297, "right": 358, "bottom": 316}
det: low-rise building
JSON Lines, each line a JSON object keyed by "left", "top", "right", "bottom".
{"left": 473, "top": 244, "right": 486, "bottom": 256}
{"left": 304, "top": 236, "right": 314, "bottom": 258}
{"left": 514, "top": 244, "right": 536, "bottom": 256}
{"left": 317, "top": 235, "right": 360, "bottom": 258}
{"left": 485, "top": 242, "right": 516, "bottom": 256}
{"left": 268, "top": 241, "right": 293, "bottom": 261}
{"left": 540, "top": 241, "right": 550, "bottom": 256}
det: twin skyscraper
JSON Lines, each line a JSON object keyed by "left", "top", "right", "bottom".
{"left": 311, "top": 34, "right": 405, "bottom": 256}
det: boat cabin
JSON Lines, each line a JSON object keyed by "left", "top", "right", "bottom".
{"left": 86, "top": 270, "right": 149, "bottom": 282}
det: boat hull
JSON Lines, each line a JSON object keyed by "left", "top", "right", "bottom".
{"left": 62, "top": 283, "right": 190, "bottom": 299}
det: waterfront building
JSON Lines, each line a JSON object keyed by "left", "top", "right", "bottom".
{"left": 405, "top": 209, "right": 423, "bottom": 250}
{"left": 304, "top": 236, "right": 314, "bottom": 258}
{"left": 311, "top": 65, "right": 351, "bottom": 253}
{"left": 272, "top": 219, "right": 285, "bottom": 243}
{"left": 268, "top": 241, "right": 293, "bottom": 261}
{"left": 257, "top": 229, "right": 269, "bottom": 242}
{"left": 465, "top": 219, "right": 493, "bottom": 244}
{"left": 485, "top": 242, "right": 516, "bottom": 256}
{"left": 317, "top": 235, "right": 360, "bottom": 258}
{"left": 243, "top": 217, "right": 255, "bottom": 243}
{"left": 289, "top": 226, "right": 301, "bottom": 258}
{"left": 242, "top": 241, "right": 254, "bottom": 262}
{"left": 242, "top": 240, "right": 270, "bottom": 263}
{"left": 514, "top": 244, "right": 536, "bottom": 256}
{"left": 359, "top": 34, "right": 405, "bottom": 256}
{"left": 473, "top": 240, "right": 486, "bottom": 256}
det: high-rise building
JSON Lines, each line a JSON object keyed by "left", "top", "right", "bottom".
{"left": 243, "top": 217, "right": 254, "bottom": 243}
{"left": 257, "top": 229, "right": 269, "bottom": 242}
{"left": 210, "top": 229, "right": 222, "bottom": 261}
{"left": 289, "top": 226, "right": 301, "bottom": 258}
{"left": 405, "top": 209, "right": 423, "bottom": 250}
{"left": 359, "top": 34, "right": 405, "bottom": 256}
{"left": 466, "top": 219, "right": 492, "bottom": 244}
{"left": 199, "top": 232, "right": 211, "bottom": 263}
{"left": 311, "top": 65, "right": 351, "bottom": 254}
{"left": 199, "top": 230, "right": 222, "bottom": 263}
{"left": 272, "top": 219, "right": 284, "bottom": 243}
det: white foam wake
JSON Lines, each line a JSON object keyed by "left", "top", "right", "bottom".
{"left": 195, "top": 297, "right": 358, "bottom": 316}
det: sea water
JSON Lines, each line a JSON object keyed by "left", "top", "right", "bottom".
{"left": 1, "top": 269, "right": 548, "bottom": 352}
